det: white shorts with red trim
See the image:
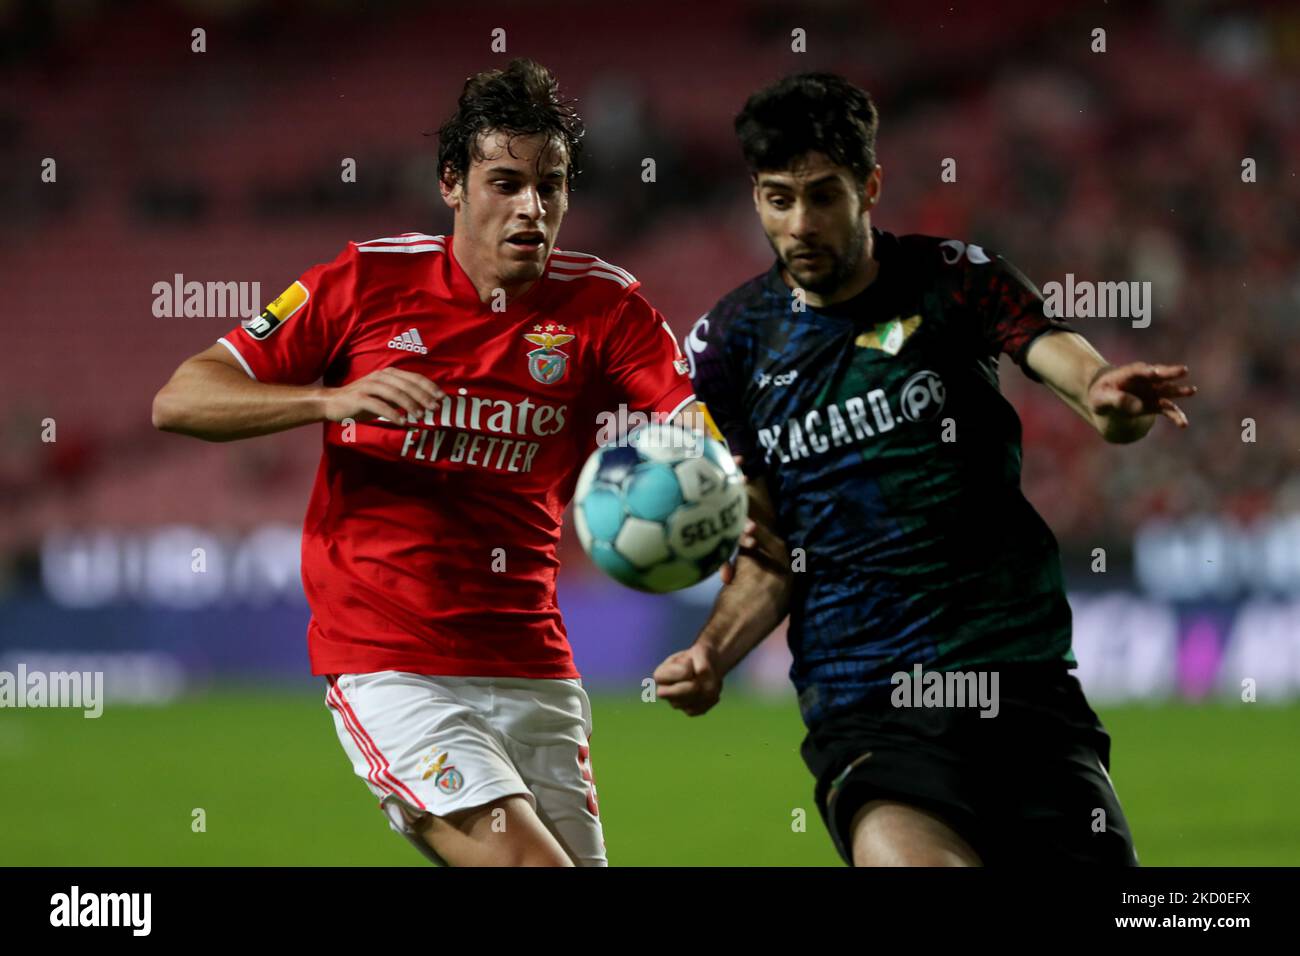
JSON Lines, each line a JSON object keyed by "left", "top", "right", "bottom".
{"left": 324, "top": 671, "right": 605, "bottom": 866}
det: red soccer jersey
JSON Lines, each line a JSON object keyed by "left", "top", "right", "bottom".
{"left": 218, "top": 233, "right": 694, "bottom": 678}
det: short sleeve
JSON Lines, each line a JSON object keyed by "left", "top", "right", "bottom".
{"left": 964, "top": 249, "right": 1073, "bottom": 382}
{"left": 602, "top": 291, "right": 696, "bottom": 418}
{"left": 217, "top": 244, "right": 358, "bottom": 385}
{"left": 681, "top": 310, "right": 761, "bottom": 476}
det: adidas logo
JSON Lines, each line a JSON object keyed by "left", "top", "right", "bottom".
{"left": 388, "top": 328, "right": 428, "bottom": 354}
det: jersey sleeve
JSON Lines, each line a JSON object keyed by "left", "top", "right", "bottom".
{"left": 216, "top": 244, "right": 359, "bottom": 385}
{"left": 602, "top": 291, "right": 696, "bottom": 419}
{"left": 963, "top": 248, "right": 1073, "bottom": 382}
{"left": 681, "top": 308, "right": 762, "bottom": 476}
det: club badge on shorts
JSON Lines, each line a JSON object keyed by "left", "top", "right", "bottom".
{"left": 524, "top": 325, "right": 575, "bottom": 385}
{"left": 421, "top": 750, "right": 464, "bottom": 794}
{"left": 436, "top": 767, "right": 464, "bottom": 794}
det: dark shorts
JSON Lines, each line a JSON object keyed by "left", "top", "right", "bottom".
{"left": 800, "top": 663, "right": 1139, "bottom": 866}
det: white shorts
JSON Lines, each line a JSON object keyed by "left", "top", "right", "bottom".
{"left": 324, "top": 671, "right": 606, "bottom": 866}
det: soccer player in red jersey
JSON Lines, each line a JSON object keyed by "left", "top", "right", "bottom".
{"left": 153, "top": 59, "right": 699, "bottom": 866}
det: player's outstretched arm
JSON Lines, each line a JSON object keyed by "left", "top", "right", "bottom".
{"left": 653, "top": 474, "right": 792, "bottom": 717}
{"left": 1025, "top": 331, "right": 1197, "bottom": 444}
{"left": 152, "top": 342, "right": 444, "bottom": 442}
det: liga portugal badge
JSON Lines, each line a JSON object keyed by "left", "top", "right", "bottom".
{"left": 524, "top": 326, "right": 575, "bottom": 385}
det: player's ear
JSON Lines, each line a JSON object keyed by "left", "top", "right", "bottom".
{"left": 750, "top": 175, "right": 761, "bottom": 212}
{"left": 863, "top": 164, "right": 883, "bottom": 209}
{"left": 438, "top": 166, "right": 462, "bottom": 211}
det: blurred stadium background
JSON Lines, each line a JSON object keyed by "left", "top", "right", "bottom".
{"left": 1, "top": 0, "right": 1297, "bottom": 865}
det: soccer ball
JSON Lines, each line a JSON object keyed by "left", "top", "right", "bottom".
{"left": 573, "top": 424, "right": 747, "bottom": 593}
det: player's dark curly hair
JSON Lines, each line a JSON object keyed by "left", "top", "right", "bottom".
{"left": 734, "top": 73, "right": 879, "bottom": 185}
{"left": 436, "top": 58, "right": 584, "bottom": 188}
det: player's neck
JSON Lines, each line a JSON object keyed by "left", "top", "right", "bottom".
{"left": 451, "top": 239, "right": 537, "bottom": 305}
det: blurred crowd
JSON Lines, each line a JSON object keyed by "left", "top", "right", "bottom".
{"left": 1, "top": 0, "right": 1297, "bottom": 581}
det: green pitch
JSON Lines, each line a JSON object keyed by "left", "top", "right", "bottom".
{"left": 0, "top": 689, "right": 1295, "bottom": 866}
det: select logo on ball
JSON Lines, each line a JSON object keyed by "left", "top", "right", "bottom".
{"left": 678, "top": 498, "right": 745, "bottom": 549}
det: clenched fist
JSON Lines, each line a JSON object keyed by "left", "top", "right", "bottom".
{"left": 653, "top": 642, "right": 725, "bottom": 716}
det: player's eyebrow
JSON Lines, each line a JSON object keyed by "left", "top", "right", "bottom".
{"left": 757, "top": 173, "right": 842, "bottom": 191}
{"left": 486, "top": 166, "right": 566, "bottom": 180}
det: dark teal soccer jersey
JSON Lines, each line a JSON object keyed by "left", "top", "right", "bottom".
{"left": 687, "top": 229, "right": 1077, "bottom": 727}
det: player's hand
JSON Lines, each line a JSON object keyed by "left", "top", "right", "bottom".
{"left": 322, "top": 368, "right": 445, "bottom": 424}
{"left": 653, "top": 642, "right": 723, "bottom": 716}
{"left": 1088, "top": 362, "right": 1196, "bottom": 430}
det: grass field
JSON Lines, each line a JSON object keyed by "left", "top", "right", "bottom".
{"left": 0, "top": 690, "right": 1296, "bottom": 866}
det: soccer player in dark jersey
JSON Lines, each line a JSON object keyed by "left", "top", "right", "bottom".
{"left": 653, "top": 73, "right": 1197, "bottom": 866}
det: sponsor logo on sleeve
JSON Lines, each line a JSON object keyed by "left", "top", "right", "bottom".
{"left": 243, "top": 280, "right": 309, "bottom": 340}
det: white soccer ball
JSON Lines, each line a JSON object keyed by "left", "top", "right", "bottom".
{"left": 573, "top": 424, "right": 747, "bottom": 593}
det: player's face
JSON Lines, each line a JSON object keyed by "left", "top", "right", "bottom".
{"left": 753, "top": 154, "right": 880, "bottom": 297}
{"left": 443, "top": 130, "right": 569, "bottom": 293}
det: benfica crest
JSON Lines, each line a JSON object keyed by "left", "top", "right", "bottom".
{"left": 524, "top": 325, "right": 575, "bottom": 385}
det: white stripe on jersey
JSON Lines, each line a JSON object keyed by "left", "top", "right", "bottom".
{"left": 357, "top": 243, "right": 446, "bottom": 254}
{"left": 410, "top": 328, "right": 425, "bottom": 347}
{"left": 546, "top": 267, "right": 632, "bottom": 288}
{"left": 546, "top": 271, "right": 631, "bottom": 288}
{"left": 357, "top": 233, "right": 446, "bottom": 245}
{"left": 217, "top": 336, "right": 257, "bottom": 380}
{"left": 664, "top": 393, "right": 697, "bottom": 422}
{"left": 549, "top": 250, "right": 635, "bottom": 279}
{"left": 548, "top": 254, "right": 636, "bottom": 284}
